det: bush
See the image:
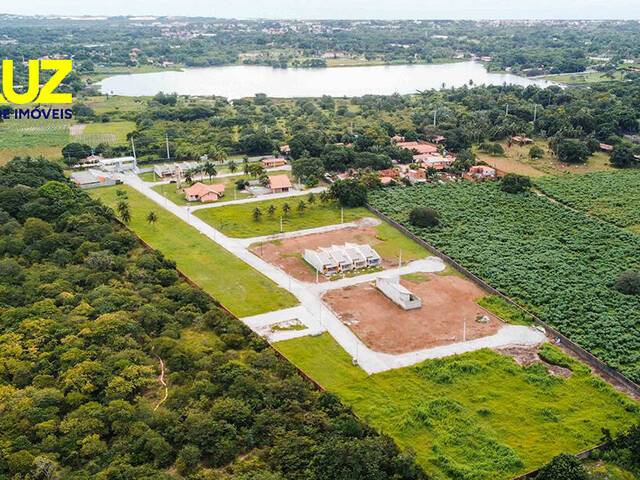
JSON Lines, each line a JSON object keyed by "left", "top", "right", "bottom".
{"left": 615, "top": 272, "right": 640, "bottom": 295}
{"left": 529, "top": 145, "right": 544, "bottom": 159}
{"left": 409, "top": 207, "right": 440, "bottom": 227}
{"left": 557, "top": 139, "right": 590, "bottom": 164}
{"left": 500, "top": 173, "right": 532, "bottom": 193}
{"left": 610, "top": 144, "right": 636, "bottom": 168}
{"left": 535, "top": 453, "right": 588, "bottom": 480}
{"left": 329, "top": 178, "right": 367, "bottom": 207}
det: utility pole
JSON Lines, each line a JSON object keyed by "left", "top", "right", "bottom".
{"left": 533, "top": 104, "right": 537, "bottom": 124}
{"left": 398, "top": 250, "right": 402, "bottom": 270}
{"left": 505, "top": 104, "right": 509, "bottom": 116}
{"left": 433, "top": 109, "right": 437, "bottom": 126}
{"left": 280, "top": 216, "right": 283, "bottom": 233}
{"left": 130, "top": 137, "right": 137, "bottom": 172}
{"left": 341, "top": 207, "right": 344, "bottom": 224}
{"left": 165, "top": 133, "right": 170, "bottom": 160}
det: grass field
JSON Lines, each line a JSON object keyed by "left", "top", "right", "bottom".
{"left": 81, "top": 95, "right": 148, "bottom": 115}
{"left": 195, "top": 194, "right": 370, "bottom": 238}
{"left": 89, "top": 185, "right": 298, "bottom": 317}
{"left": 0, "top": 145, "right": 62, "bottom": 165}
{"left": 275, "top": 333, "right": 639, "bottom": 480}
{"left": 476, "top": 139, "right": 614, "bottom": 176}
{"left": 0, "top": 118, "right": 70, "bottom": 149}
{"left": 540, "top": 71, "right": 626, "bottom": 84}
{"left": 81, "top": 120, "right": 136, "bottom": 145}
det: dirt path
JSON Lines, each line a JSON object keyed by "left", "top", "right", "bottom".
{"left": 154, "top": 356, "right": 168, "bottom": 411}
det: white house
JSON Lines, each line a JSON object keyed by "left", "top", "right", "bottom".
{"left": 303, "top": 249, "right": 340, "bottom": 276}
{"left": 376, "top": 276, "right": 422, "bottom": 310}
{"left": 321, "top": 246, "right": 353, "bottom": 271}
{"left": 348, "top": 243, "right": 381, "bottom": 267}
{"left": 343, "top": 244, "right": 367, "bottom": 269}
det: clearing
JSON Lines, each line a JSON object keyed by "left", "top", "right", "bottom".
{"left": 249, "top": 220, "right": 431, "bottom": 282}
{"left": 195, "top": 194, "right": 369, "bottom": 238}
{"left": 88, "top": 185, "right": 298, "bottom": 317}
{"left": 275, "top": 333, "right": 639, "bottom": 480}
{"left": 323, "top": 273, "right": 502, "bottom": 354}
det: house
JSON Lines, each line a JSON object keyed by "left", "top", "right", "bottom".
{"left": 511, "top": 136, "right": 534, "bottom": 144}
{"left": 464, "top": 165, "right": 497, "bottom": 181}
{"left": 396, "top": 141, "right": 438, "bottom": 155}
{"left": 391, "top": 135, "right": 405, "bottom": 143}
{"left": 280, "top": 144, "right": 291, "bottom": 155}
{"left": 84, "top": 154, "right": 103, "bottom": 165}
{"left": 303, "top": 249, "right": 340, "bottom": 276}
{"left": 321, "top": 246, "right": 353, "bottom": 271}
{"left": 348, "top": 243, "right": 381, "bottom": 267}
{"left": 183, "top": 182, "right": 225, "bottom": 203}
{"left": 378, "top": 169, "right": 400, "bottom": 179}
{"left": 600, "top": 143, "right": 613, "bottom": 152}
{"left": 380, "top": 176, "right": 396, "bottom": 185}
{"left": 432, "top": 135, "right": 446, "bottom": 144}
{"left": 268, "top": 174, "right": 292, "bottom": 193}
{"left": 71, "top": 171, "right": 115, "bottom": 189}
{"left": 414, "top": 153, "right": 456, "bottom": 170}
{"left": 262, "top": 157, "right": 287, "bottom": 168}
{"left": 376, "top": 276, "right": 422, "bottom": 310}
{"left": 343, "top": 244, "right": 367, "bottom": 269}
{"left": 99, "top": 156, "right": 136, "bottom": 172}
{"left": 407, "top": 170, "right": 427, "bottom": 183}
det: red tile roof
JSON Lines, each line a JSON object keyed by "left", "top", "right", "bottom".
{"left": 600, "top": 143, "right": 613, "bottom": 151}
{"left": 183, "top": 182, "right": 225, "bottom": 199}
{"left": 396, "top": 141, "right": 438, "bottom": 154}
{"left": 268, "top": 174, "right": 292, "bottom": 190}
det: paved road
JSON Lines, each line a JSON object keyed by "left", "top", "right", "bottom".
{"left": 189, "top": 185, "right": 327, "bottom": 210}
{"left": 123, "top": 173, "right": 548, "bottom": 374}
{"left": 146, "top": 165, "right": 292, "bottom": 186}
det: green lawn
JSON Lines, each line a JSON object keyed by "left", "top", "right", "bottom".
{"left": 540, "top": 71, "right": 626, "bottom": 84}
{"left": 82, "top": 121, "right": 136, "bottom": 145}
{"left": 275, "top": 333, "right": 639, "bottom": 480}
{"left": 0, "top": 145, "right": 62, "bottom": 165}
{"left": 195, "top": 194, "right": 370, "bottom": 238}
{"left": 0, "top": 118, "right": 70, "bottom": 149}
{"left": 89, "top": 185, "right": 298, "bottom": 317}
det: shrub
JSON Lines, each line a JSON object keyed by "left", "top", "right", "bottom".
{"left": 615, "top": 272, "right": 640, "bottom": 295}
{"left": 529, "top": 145, "right": 544, "bottom": 159}
{"left": 329, "top": 178, "right": 367, "bottom": 207}
{"left": 409, "top": 207, "right": 440, "bottom": 227}
{"left": 500, "top": 173, "right": 532, "bottom": 193}
{"left": 535, "top": 453, "right": 588, "bottom": 480}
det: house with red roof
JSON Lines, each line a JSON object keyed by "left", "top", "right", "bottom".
{"left": 268, "top": 174, "right": 293, "bottom": 193}
{"left": 183, "top": 182, "right": 225, "bottom": 203}
{"left": 599, "top": 143, "right": 613, "bottom": 152}
{"left": 262, "top": 157, "right": 287, "bottom": 168}
{"left": 396, "top": 141, "right": 439, "bottom": 155}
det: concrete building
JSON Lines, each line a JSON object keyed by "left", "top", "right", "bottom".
{"left": 376, "top": 276, "right": 422, "bottom": 310}
{"left": 304, "top": 243, "right": 380, "bottom": 276}
{"left": 353, "top": 243, "right": 382, "bottom": 267}
{"left": 303, "top": 249, "right": 340, "bottom": 276}
{"left": 70, "top": 171, "right": 115, "bottom": 189}
{"left": 99, "top": 156, "right": 137, "bottom": 172}
{"left": 321, "top": 246, "right": 353, "bottom": 271}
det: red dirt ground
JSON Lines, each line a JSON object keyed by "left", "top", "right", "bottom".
{"left": 322, "top": 273, "right": 504, "bottom": 354}
{"left": 249, "top": 224, "right": 412, "bottom": 282}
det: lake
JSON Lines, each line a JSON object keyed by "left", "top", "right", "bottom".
{"left": 97, "top": 61, "right": 558, "bottom": 98}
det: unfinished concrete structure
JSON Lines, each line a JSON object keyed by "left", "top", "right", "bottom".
{"left": 376, "top": 276, "right": 422, "bottom": 310}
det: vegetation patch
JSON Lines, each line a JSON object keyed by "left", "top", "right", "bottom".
{"left": 275, "top": 333, "right": 639, "bottom": 480}
{"left": 475, "top": 295, "right": 534, "bottom": 326}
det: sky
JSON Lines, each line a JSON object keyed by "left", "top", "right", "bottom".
{"left": 2, "top": 0, "right": 639, "bottom": 20}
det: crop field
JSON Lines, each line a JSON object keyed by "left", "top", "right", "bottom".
{"left": 89, "top": 185, "right": 298, "bottom": 317}
{"left": 0, "top": 118, "right": 70, "bottom": 149}
{"left": 368, "top": 182, "right": 640, "bottom": 382}
{"left": 536, "top": 170, "right": 640, "bottom": 235}
{"left": 194, "top": 194, "right": 370, "bottom": 238}
{"left": 276, "top": 333, "right": 639, "bottom": 480}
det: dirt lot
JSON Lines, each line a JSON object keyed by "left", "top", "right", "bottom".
{"left": 322, "top": 273, "right": 504, "bottom": 354}
{"left": 249, "top": 223, "right": 412, "bottom": 282}
{"left": 493, "top": 345, "right": 572, "bottom": 378}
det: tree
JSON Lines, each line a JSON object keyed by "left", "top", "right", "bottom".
{"left": 409, "top": 207, "right": 440, "bottom": 227}
{"left": 243, "top": 159, "right": 250, "bottom": 176}
{"left": 61, "top": 143, "right": 92, "bottom": 166}
{"left": 146, "top": 211, "right": 158, "bottom": 226}
{"left": 297, "top": 200, "right": 306, "bottom": 212}
{"left": 308, "top": 192, "right": 316, "bottom": 204}
{"left": 529, "top": 145, "right": 544, "bottom": 158}
{"left": 610, "top": 144, "right": 636, "bottom": 168}
{"left": 204, "top": 162, "right": 217, "bottom": 181}
{"left": 229, "top": 162, "right": 238, "bottom": 173}
{"left": 253, "top": 207, "right": 262, "bottom": 221}
{"left": 319, "top": 190, "right": 331, "bottom": 204}
{"left": 615, "top": 272, "right": 640, "bottom": 295}
{"left": 501, "top": 173, "right": 532, "bottom": 193}
{"left": 117, "top": 200, "right": 131, "bottom": 223}
{"left": 282, "top": 203, "right": 291, "bottom": 215}
{"left": 267, "top": 204, "right": 276, "bottom": 216}
{"left": 329, "top": 178, "right": 367, "bottom": 207}
{"left": 291, "top": 156, "right": 325, "bottom": 182}
{"left": 557, "top": 139, "right": 590, "bottom": 164}
{"left": 535, "top": 453, "right": 587, "bottom": 480}
{"left": 240, "top": 133, "right": 274, "bottom": 155}
{"left": 248, "top": 163, "right": 266, "bottom": 178}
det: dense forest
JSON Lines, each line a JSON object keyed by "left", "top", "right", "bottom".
{"left": 0, "top": 17, "right": 639, "bottom": 82}
{"left": 0, "top": 157, "right": 425, "bottom": 480}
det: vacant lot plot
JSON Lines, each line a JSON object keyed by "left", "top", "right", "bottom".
{"left": 81, "top": 120, "right": 136, "bottom": 145}
{"left": 89, "top": 185, "right": 298, "bottom": 317}
{"left": 0, "top": 118, "right": 70, "bottom": 149}
{"left": 477, "top": 138, "right": 614, "bottom": 176}
{"left": 369, "top": 182, "right": 640, "bottom": 382}
{"left": 0, "top": 145, "right": 62, "bottom": 165}
{"left": 195, "top": 195, "right": 369, "bottom": 238}
{"left": 276, "top": 333, "right": 639, "bottom": 480}
{"left": 250, "top": 221, "right": 430, "bottom": 281}
{"left": 323, "top": 273, "right": 502, "bottom": 353}
{"left": 536, "top": 170, "right": 640, "bottom": 234}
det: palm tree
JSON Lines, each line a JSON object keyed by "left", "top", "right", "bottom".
{"left": 184, "top": 169, "right": 194, "bottom": 185}
{"left": 243, "top": 158, "right": 250, "bottom": 176}
{"left": 267, "top": 204, "right": 276, "bottom": 216}
{"left": 297, "top": 200, "right": 306, "bottom": 212}
{"left": 308, "top": 192, "right": 316, "bottom": 205}
{"left": 252, "top": 207, "right": 262, "bottom": 221}
{"left": 146, "top": 211, "right": 158, "bottom": 226}
{"left": 319, "top": 191, "right": 330, "bottom": 204}
{"left": 229, "top": 162, "right": 237, "bottom": 173}
{"left": 117, "top": 200, "right": 130, "bottom": 223}
{"left": 204, "top": 162, "right": 217, "bottom": 182}
{"left": 282, "top": 202, "right": 291, "bottom": 216}
{"left": 213, "top": 147, "right": 228, "bottom": 164}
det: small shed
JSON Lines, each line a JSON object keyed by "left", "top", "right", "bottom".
{"left": 376, "top": 276, "right": 422, "bottom": 310}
